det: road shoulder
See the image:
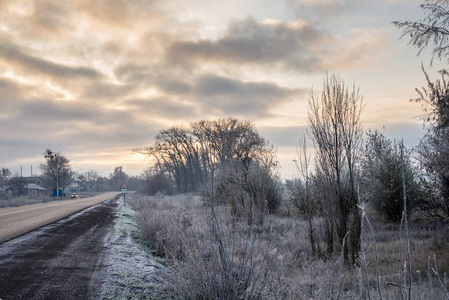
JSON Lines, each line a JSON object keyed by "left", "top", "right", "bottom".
{"left": 95, "top": 199, "right": 174, "bottom": 299}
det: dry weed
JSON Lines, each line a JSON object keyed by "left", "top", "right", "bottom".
{"left": 130, "top": 193, "right": 449, "bottom": 299}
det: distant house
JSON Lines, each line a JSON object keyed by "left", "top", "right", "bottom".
{"left": 23, "top": 177, "right": 44, "bottom": 186}
{"left": 26, "top": 183, "right": 46, "bottom": 198}
{"left": 2, "top": 177, "right": 46, "bottom": 198}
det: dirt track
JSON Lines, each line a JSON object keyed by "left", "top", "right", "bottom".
{"left": 0, "top": 195, "right": 120, "bottom": 299}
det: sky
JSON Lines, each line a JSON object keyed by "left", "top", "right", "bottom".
{"left": 0, "top": 0, "right": 443, "bottom": 180}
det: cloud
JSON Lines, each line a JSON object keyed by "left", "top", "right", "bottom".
{"left": 168, "top": 17, "right": 329, "bottom": 72}
{"left": 191, "top": 74, "right": 300, "bottom": 116}
{"left": 126, "top": 97, "right": 197, "bottom": 119}
{"left": 82, "top": 82, "right": 137, "bottom": 100}
{"left": 26, "top": 1, "right": 74, "bottom": 39}
{"left": 0, "top": 78, "right": 21, "bottom": 101}
{"left": 0, "top": 42, "right": 102, "bottom": 80}
{"left": 114, "top": 64, "right": 193, "bottom": 95}
{"left": 76, "top": 0, "right": 167, "bottom": 29}
{"left": 323, "top": 28, "right": 390, "bottom": 70}
{"left": 114, "top": 63, "right": 299, "bottom": 117}
{"left": 0, "top": 94, "right": 160, "bottom": 169}
{"left": 166, "top": 16, "right": 391, "bottom": 73}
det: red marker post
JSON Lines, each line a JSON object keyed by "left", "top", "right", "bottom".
{"left": 121, "top": 184, "right": 128, "bottom": 205}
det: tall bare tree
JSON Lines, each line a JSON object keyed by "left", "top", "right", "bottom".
{"left": 308, "top": 73, "right": 364, "bottom": 263}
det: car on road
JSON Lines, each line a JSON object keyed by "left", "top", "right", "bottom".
{"left": 71, "top": 194, "right": 79, "bottom": 199}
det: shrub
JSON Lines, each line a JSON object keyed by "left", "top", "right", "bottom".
{"left": 144, "top": 173, "right": 173, "bottom": 196}
{"left": 361, "top": 130, "right": 422, "bottom": 222}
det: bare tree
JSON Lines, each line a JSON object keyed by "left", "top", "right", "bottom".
{"left": 394, "top": 0, "right": 449, "bottom": 65}
{"left": 40, "top": 149, "right": 71, "bottom": 196}
{"left": 291, "top": 135, "right": 319, "bottom": 256}
{"left": 135, "top": 118, "right": 281, "bottom": 222}
{"left": 78, "top": 170, "right": 99, "bottom": 195}
{"left": 0, "top": 167, "right": 12, "bottom": 186}
{"left": 308, "top": 73, "right": 364, "bottom": 263}
{"left": 7, "top": 174, "right": 28, "bottom": 197}
{"left": 134, "top": 118, "right": 269, "bottom": 195}
{"left": 135, "top": 126, "right": 203, "bottom": 192}
{"left": 141, "top": 167, "right": 172, "bottom": 195}
{"left": 109, "top": 166, "right": 129, "bottom": 191}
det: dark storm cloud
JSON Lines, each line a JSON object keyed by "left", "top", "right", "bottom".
{"left": 0, "top": 42, "right": 102, "bottom": 80}
{"left": 168, "top": 17, "right": 328, "bottom": 71}
{"left": 192, "top": 74, "right": 302, "bottom": 116}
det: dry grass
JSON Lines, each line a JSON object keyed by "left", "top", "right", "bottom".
{"left": 360, "top": 211, "right": 449, "bottom": 299}
{"left": 0, "top": 196, "right": 55, "bottom": 208}
{"left": 129, "top": 193, "right": 449, "bottom": 299}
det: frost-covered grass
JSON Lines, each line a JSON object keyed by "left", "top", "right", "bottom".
{"left": 130, "top": 193, "right": 449, "bottom": 299}
{"left": 97, "top": 198, "right": 174, "bottom": 299}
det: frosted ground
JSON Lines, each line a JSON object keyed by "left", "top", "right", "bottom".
{"left": 95, "top": 200, "right": 173, "bottom": 299}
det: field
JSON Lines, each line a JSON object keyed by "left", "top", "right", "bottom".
{"left": 128, "top": 193, "right": 449, "bottom": 299}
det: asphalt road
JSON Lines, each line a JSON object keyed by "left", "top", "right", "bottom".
{"left": 0, "top": 193, "right": 120, "bottom": 299}
{"left": 0, "top": 192, "right": 119, "bottom": 244}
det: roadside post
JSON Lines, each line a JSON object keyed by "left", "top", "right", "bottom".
{"left": 121, "top": 184, "right": 128, "bottom": 206}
